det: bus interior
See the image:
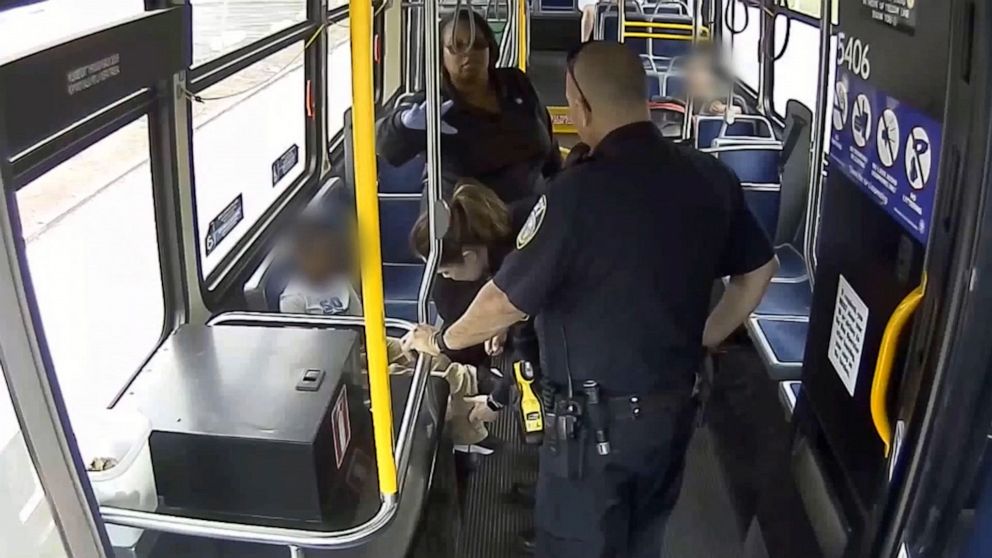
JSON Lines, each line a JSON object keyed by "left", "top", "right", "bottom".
{"left": 2, "top": 0, "right": 992, "bottom": 557}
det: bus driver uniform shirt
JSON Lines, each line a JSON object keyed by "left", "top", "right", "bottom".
{"left": 493, "top": 122, "right": 774, "bottom": 557}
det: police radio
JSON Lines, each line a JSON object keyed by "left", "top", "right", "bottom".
{"left": 514, "top": 361, "right": 544, "bottom": 444}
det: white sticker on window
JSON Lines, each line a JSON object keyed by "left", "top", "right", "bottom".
{"left": 828, "top": 275, "right": 869, "bottom": 396}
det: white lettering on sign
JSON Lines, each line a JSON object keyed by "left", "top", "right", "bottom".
{"left": 66, "top": 53, "right": 121, "bottom": 95}
{"left": 828, "top": 275, "right": 870, "bottom": 397}
{"left": 839, "top": 34, "right": 872, "bottom": 81}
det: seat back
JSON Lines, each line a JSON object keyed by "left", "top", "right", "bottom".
{"left": 712, "top": 143, "right": 782, "bottom": 237}
{"left": 695, "top": 114, "right": 775, "bottom": 149}
{"left": 776, "top": 100, "right": 813, "bottom": 245}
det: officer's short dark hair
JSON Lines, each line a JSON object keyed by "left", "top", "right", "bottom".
{"left": 439, "top": 9, "right": 500, "bottom": 73}
{"left": 569, "top": 41, "right": 647, "bottom": 108}
{"left": 410, "top": 179, "right": 511, "bottom": 264}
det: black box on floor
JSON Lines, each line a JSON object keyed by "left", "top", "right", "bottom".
{"left": 118, "top": 324, "right": 375, "bottom": 527}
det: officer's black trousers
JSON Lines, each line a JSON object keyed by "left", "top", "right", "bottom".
{"left": 534, "top": 399, "right": 696, "bottom": 558}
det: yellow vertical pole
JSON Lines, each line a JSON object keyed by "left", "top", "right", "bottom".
{"left": 348, "top": 0, "right": 397, "bottom": 496}
{"left": 517, "top": 0, "right": 527, "bottom": 72}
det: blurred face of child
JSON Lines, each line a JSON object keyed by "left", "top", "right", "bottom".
{"left": 294, "top": 228, "right": 346, "bottom": 285}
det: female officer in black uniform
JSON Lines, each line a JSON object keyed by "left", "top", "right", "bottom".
{"left": 376, "top": 9, "right": 561, "bottom": 204}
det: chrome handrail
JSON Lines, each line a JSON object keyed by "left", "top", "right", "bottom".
{"left": 101, "top": 312, "right": 436, "bottom": 550}
{"left": 803, "top": 0, "right": 833, "bottom": 284}
{"left": 418, "top": 0, "right": 445, "bottom": 324}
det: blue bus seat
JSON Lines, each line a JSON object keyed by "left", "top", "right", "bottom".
{"left": 710, "top": 144, "right": 782, "bottom": 236}
{"left": 752, "top": 280, "right": 811, "bottom": 318}
{"left": 379, "top": 196, "right": 422, "bottom": 264}
{"left": 695, "top": 115, "right": 776, "bottom": 149}
{"left": 663, "top": 72, "right": 685, "bottom": 98}
{"left": 711, "top": 145, "right": 781, "bottom": 185}
{"left": 378, "top": 155, "right": 424, "bottom": 194}
{"left": 774, "top": 244, "right": 808, "bottom": 283}
{"left": 383, "top": 263, "right": 423, "bottom": 301}
{"left": 747, "top": 317, "right": 807, "bottom": 381}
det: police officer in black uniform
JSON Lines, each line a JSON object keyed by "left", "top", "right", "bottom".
{"left": 403, "top": 41, "right": 778, "bottom": 557}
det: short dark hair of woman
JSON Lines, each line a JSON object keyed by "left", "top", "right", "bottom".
{"left": 411, "top": 179, "right": 511, "bottom": 265}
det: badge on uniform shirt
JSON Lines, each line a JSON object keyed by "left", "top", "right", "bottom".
{"left": 516, "top": 195, "right": 547, "bottom": 249}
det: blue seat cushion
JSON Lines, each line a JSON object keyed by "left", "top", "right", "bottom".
{"left": 774, "top": 244, "right": 807, "bottom": 282}
{"left": 716, "top": 148, "right": 781, "bottom": 184}
{"left": 755, "top": 319, "right": 808, "bottom": 365}
{"left": 378, "top": 156, "right": 424, "bottom": 194}
{"left": 379, "top": 198, "right": 421, "bottom": 264}
{"left": 749, "top": 318, "right": 806, "bottom": 381}
{"left": 383, "top": 264, "right": 423, "bottom": 301}
{"left": 742, "top": 189, "right": 780, "bottom": 240}
{"left": 754, "top": 280, "right": 811, "bottom": 318}
{"left": 385, "top": 300, "right": 437, "bottom": 324}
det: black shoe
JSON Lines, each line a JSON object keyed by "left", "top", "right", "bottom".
{"left": 517, "top": 528, "right": 536, "bottom": 554}
{"left": 505, "top": 481, "right": 536, "bottom": 507}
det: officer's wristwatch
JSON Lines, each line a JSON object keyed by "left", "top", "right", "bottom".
{"left": 432, "top": 327, "right": 453, "bottom": 356}
{"left": 486, "top": 394, "right": 504, "bottom": 412}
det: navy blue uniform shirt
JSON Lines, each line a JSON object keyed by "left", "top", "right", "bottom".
{"left": 493, "top": 122, "right": 773, "bottom": 396}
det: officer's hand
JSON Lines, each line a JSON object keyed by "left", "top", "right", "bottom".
{"left": 485, "top": 331, "right": 507, "bottom": 356}
{"left": 400, "top": 324, "right": 441, "bottom": 356}
{"left": 562, "top": 142, "right": 591, "bottom": 168}
{"left": 399, "top": 100, "right": 457, "bottom": 134}
{"left": 468, "top": 396, "right": 500, "bottom": 423}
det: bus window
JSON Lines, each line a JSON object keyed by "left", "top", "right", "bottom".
{"left": 783, "top": 0, "right": 839, "bottom": 23}
{"left": 15, "top": 117, "right": 165, "bottom": 420}
{"left": 0, "top": 364, "right": 68, "bottom": 558}
{"left": 192, "top": 41, "right": 307, "bottom": 277}
{"left": 328, "top": 0, "right": 348, "bottom": 10}
{"left": 772, "top": 16, "right": 836, "bottom": 149}
{"left": 190, "top": 0, "right": 307, "bottom": 66}
{"left": 0, "top": 0, "right": 143, "bottom": 59}
{"left": 327, "top": 20, "right": 353, "bottom": 142}
{"left": 723, "top": 0, "right": 761, "bottom": 92}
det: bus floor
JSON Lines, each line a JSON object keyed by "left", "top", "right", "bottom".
{"left": 455, "top": 386, "right": 748, "bottom": 557}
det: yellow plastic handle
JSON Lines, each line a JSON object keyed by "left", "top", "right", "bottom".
{"left": 870, "top": 280, "right": 925, "bottom": 457}
{"left": 517, "top": 0, "right": 527, "bottom": 72}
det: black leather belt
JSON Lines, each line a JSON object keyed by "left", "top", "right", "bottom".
{"left": 605, "top": 391, "right": 692, "bottom": 421}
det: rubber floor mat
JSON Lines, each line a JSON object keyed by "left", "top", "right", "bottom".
{"left": 455, "top": 380, "right": 539, "bottom": 556}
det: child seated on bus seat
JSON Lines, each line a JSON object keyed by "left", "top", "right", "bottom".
{"left": 279, "top": 208, "right": 362, "bottom": 316}
{"left": 278, "top": 208, "right": 490, "bottom": 450}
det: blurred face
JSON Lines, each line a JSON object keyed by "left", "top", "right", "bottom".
{"left": 437, "top": 247, "right": 487, "bottom": 282}
{"left": 685, "top": 54, "right": 718, "bottom": 100}
{"left": 442, "top": 20, "right": 490, "bottom": 88}
{"left": 294, "top": 232, "right": 344, "bottom": 284}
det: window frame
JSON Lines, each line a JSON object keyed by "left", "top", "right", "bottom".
{"left": 185, "top": 0, "right": 330, "bottom": 299}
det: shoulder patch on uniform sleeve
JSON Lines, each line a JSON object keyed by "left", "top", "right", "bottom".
{"left": 516, "top": 195, "right": 547, "bottom": 250}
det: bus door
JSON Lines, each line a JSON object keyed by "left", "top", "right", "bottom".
{"left": 792, "top": 0, "right": 952, "bottom": 556}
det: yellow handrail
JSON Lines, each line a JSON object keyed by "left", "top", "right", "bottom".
{"left": 517, "top": 0, "right": 527, "bottom": 71}
{"left": 349, "top": 0, "right": 397, "bottom": 495}
{"left": 624, "top": 20, "right": 696, "bottom": 30}
{"left": 623, "top": 32, "right": 698, "bottom": 40}
{"left": 870, "top": 279, "right": 926, "bottom": 457}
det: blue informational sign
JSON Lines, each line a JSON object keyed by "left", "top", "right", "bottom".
{"left": 829, "top": 67, "right": 942, "bottom": 243}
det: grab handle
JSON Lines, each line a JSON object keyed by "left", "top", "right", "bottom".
{"left": 870, "top": 280, "right": 925, "bottom": 456}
